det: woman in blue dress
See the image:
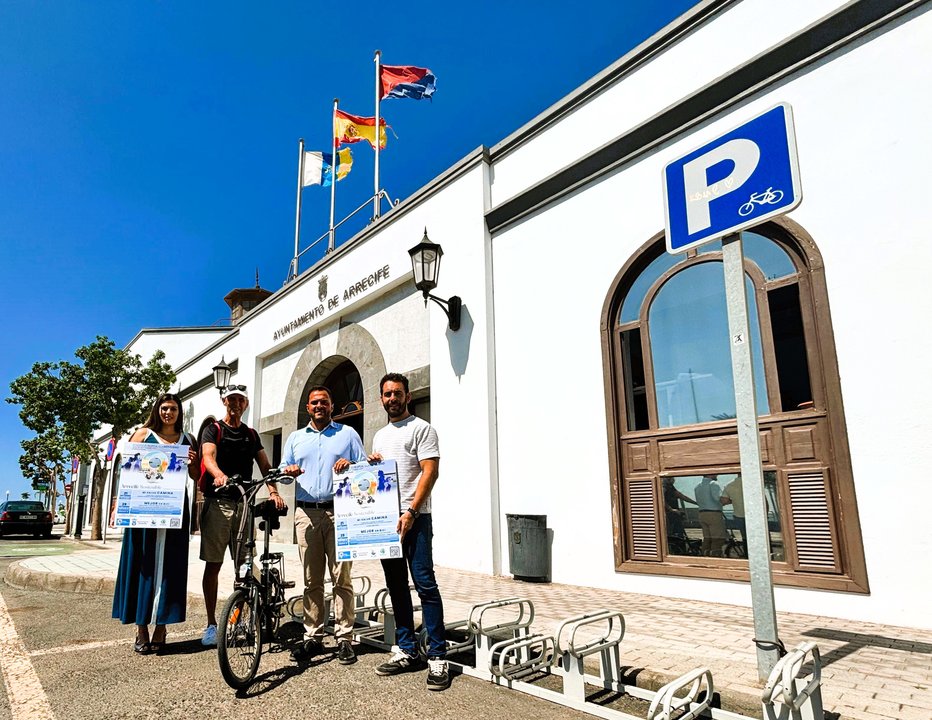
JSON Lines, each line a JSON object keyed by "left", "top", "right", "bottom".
{"left": 111, "top": 393, "right": 199, "bottom": 654}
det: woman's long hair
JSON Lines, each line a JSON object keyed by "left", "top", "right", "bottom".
{"left": 143, "top": 393, "right": 185, "bottom": 434}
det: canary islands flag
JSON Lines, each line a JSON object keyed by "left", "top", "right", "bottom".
{"left": 303, "top": 148, "right": 353, "bottom": 187}
{"left": 334, "top": 109, "right": 388, "bottom": 150}
{"left": 380, "top": 64, "right": 437, "bottom": 101}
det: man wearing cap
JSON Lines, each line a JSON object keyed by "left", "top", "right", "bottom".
{"left": 198, "top": 384, "right": 283, "bottom": 646}
{"left": 280, "top": 385, "right": 365, "bottom": 665}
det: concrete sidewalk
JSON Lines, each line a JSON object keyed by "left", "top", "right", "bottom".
{"left": 5, "top": 535, "right": 931, "bottom": 720}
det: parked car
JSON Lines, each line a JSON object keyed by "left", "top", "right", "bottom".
{"left": 0, "top": 501, "right": 54, "bottom": 538}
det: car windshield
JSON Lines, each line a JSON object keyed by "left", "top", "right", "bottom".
{"left": 6, "top": 502, "right": 44, "bottom": 512}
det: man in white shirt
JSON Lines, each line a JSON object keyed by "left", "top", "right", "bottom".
{"left": 695, "top": 474, "right": 727, "bottom": 556}
{"left": 368, "top": 373, "right": 448, "bottom": 691}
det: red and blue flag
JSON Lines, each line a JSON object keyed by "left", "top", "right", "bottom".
{"left": 380, "top": 64, "right": 437, "bottom": 101}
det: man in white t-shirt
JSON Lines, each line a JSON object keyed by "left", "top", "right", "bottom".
{"left": 368, "top": 373, "right": 448, "bottom": 691}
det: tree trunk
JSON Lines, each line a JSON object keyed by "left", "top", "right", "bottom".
{"left": 64, "top": 490, "right": 73, "bottom": 531}
{"left": 89, "top": 462, "right": 105, "bottom": 541}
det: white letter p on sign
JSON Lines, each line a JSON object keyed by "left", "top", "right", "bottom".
{"left": 682, "top": 139, "right": 760, "bottom": 234}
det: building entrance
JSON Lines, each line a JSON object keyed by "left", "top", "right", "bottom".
{"left": 298, "top": 359, "right": 365, "bottom": 441}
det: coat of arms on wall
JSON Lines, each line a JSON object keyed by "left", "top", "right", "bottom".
{"left": 318, "top": 275, "right": 328, "bottom": 302}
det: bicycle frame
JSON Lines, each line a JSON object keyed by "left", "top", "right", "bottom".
{"left": 223, "top": 473, "right": 290, "bottom": 630}
{"left": 216, "top": 471, "right": 294, "bottom": 688}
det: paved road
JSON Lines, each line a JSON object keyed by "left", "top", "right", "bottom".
{"left": 0, "top": 546, "right": 616, "bottom": 720}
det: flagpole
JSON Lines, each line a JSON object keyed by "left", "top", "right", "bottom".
{"left": 374, "top": 49, "right": 381, "bottom": 221}
{"left": 292, "top": 137, "right": 305, "bottom": 280}
{"left": 329, "top": 99, "right": 338, "bottom": 252}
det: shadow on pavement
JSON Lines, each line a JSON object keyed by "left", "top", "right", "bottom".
{"left": 235, "top": 663, "right": 306, "bottom": 698}
{"left": 157, "top": 639, "right": 215, "bottom": 656}
{"left": 802, "top": 627, "right": 932, "bottom": 668}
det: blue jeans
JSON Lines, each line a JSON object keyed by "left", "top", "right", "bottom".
{"left": 380, "top": 513, "right": 446, "bottom": 658}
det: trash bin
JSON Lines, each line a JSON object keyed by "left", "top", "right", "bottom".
{"left": 506, "top": 514, "right": 550, "bottom": 582}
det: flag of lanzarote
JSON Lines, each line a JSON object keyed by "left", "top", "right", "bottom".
{"left": 380, "top": 64, "right": 437, "bottom": 101}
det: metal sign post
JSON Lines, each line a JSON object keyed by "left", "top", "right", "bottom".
{"left": 722, "top": 232, "right": 780, "bottom": 677}
{"left": 662, "top": 103, "right": 802, "bottom": 680}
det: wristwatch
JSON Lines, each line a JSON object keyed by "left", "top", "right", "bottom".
{"left": 406, "top": 507, "right": 421, "bottom": 520}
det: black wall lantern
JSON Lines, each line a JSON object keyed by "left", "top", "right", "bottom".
{"left": 408, "top": 229, "right": 462, "bottom": 331}
{"left": 212, "top": 356, "right": 232, "bottom": 393}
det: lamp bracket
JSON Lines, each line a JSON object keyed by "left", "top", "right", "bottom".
{"left": 425, "top": 293, "right": 462, "bottom": 332}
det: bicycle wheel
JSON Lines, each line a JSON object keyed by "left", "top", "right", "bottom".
{"left": 217, "top": 588, "right": 263, "bottom": 689}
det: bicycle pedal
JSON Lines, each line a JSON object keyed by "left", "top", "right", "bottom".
{"left": 282, "top": 581, "right": 295, "bottom": 589}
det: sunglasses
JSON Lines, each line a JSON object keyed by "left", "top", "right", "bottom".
{"left": 225, "top": 384, "right": 247, "bottom": 392}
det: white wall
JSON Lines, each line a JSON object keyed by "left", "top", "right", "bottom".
{"left": 490, "top": 0, "right": 846, "bottom": 204}
{"left": 128, "top": 328, "right": 230, "bottom": 374}
{"left": 488, "top": 8, "right": 932, "bottom": 627}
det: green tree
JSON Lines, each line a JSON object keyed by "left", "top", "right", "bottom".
{"left": 8, "top": 336, "right": 175, "bottom": 540}
{"left": 19, "top": 428, "right": 68, "bottom": 515}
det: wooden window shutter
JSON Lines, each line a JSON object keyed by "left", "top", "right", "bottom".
{"left": 626, "top": 477, "right": 661, "bottom": 561}
{"left": 786, "top": 470, "right": 841, "bottom": 573}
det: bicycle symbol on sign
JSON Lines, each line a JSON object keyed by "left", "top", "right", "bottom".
{"left": 737, "top": 187, "right": 784, "bottom": 216}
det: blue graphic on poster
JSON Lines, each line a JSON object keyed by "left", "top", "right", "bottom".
{"left": 334, "top": 460, "right": 402, "bottom": 561}
{"left": 114, "top": 442, "right": 187, "bottom": 529}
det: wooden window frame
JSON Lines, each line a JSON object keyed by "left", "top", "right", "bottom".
{"left": 600, "top": 219, "right": 869, "bottom": 593}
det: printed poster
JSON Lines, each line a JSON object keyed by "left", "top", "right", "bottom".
{"left": 334, "top": 460, "right": 402, "bottom": 561}
{"left": 114, "top": 442, "right": 187, "bottom": 529}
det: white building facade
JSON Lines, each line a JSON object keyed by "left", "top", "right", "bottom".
{"left": 85, "top": 0, "right": 932, "bottom": 630}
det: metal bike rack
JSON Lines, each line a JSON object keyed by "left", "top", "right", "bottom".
{"left": 285, "top": 574, "right": 373, "bottom": 623}
{"left": 554, "top": 609, "right": 626, "bottom": 701}
{"left": 647, "top": 668, "right": 714, "bottom": 720}
{"left": 348, "top": 589, "right": 823, "bottom": 720}
{"left": 761, "top": 642, "right": 823, "bottom": 720}
{"left": 489, "top": 632, "right": 557, "bottom": 680}
{"left": 467, "top": 597, "right": 535, "bottom": 670}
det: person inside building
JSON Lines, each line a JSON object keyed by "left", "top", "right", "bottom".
{"left": 368, "top": 373, "right": 449, "bottom": 691}
{"left": 695, "top": 474, "right": 727, "bottom": 557}
{"left": 111, "top": 393, "right": 198, "bottom": 654}
{"left": 280, "top": 385, "right": 366, "bottom": 665}
{"left": 198, "top": 385, "right": 284, "bottom": 646}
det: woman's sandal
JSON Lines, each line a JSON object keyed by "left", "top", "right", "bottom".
{"left": 133, "top": 638, "right": 151, "bottom": 654}
{"left": 149, "top": 626, "right": 167, "bottom": 654}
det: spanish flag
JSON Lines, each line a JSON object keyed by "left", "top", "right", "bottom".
{"left": 334, "top": 109, "right": 388, "bottom": 150}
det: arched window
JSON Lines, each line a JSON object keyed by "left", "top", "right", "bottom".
{"left": 601, "top": 220, "right": 867, "bottom": 592}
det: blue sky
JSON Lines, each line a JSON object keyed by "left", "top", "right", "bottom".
{"left": 0, "top": 1, "right": 697, "bottom": 502}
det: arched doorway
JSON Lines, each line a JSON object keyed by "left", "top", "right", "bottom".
{"left": 298, "top": 358, "right": 365, "bottom": 441}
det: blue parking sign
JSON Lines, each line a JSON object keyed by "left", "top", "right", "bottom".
{"left": 662, "top": 103, "right": 802, "bottom": 254}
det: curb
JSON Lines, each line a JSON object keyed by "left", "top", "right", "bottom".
{"left": 5, "top": 559, "right": 116, "bottom": 596}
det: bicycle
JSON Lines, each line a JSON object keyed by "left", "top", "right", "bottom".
{"left": 215, "top": 469, "right": 295, "bottom": 689}
{"left": 723, "top": 526, "right": 747, "bottom": 559}
{"left": 667, "top": 532, "right": 703, "bottom": 556}
{"left": 738, "top": 187, "right": 784, "bottom": 216}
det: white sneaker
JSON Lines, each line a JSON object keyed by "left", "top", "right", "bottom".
{"left": 426, "top": 657, "right": 449, "bottom": 690}
{"left": 201, "top": 624, "right": 218, "bottom": 646}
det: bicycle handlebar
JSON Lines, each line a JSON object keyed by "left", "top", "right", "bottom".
{"left": 214, "top": 469, "right": 294, "bottom": 500}
{"left": 222, "top": 468, "right": 294, "bottom": 487}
